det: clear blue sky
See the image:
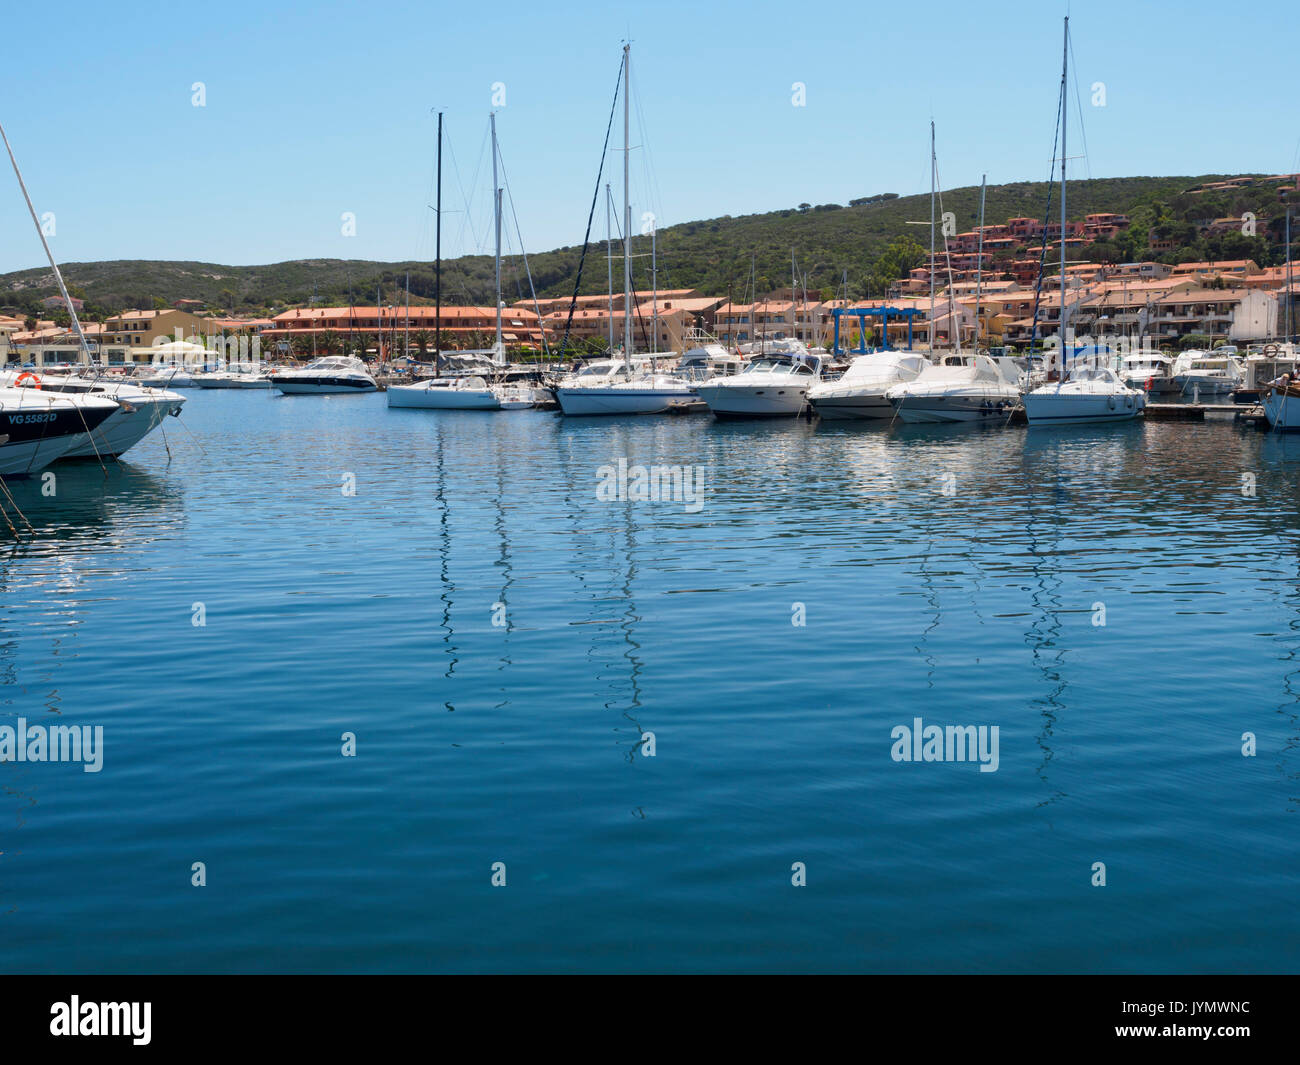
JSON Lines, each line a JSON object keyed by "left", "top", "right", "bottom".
{"left": 1, "top": 0, "right": 1295, "bottom": 274}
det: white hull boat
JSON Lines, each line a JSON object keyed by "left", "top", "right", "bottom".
{"left": 1022, "top": 366, "right": 1145, "bottom": 424}
{"left": 886, "top": 355, "right": 1022, "bottom": 424}
{"left": 1170, "top": 351, "right": 1242, "bottom": 396}
{"left": 807, "top": 350, "right": 929, "bottom": 420}
{"left": 195, "top": 371, "right": 271, "bottom": 389}
{"left": 387, "top": 377, "right": 535, "bottom": 410}
{"left": 2, "top": 372, "right": 186, "bottom": 458}
{"left": 0, "top": 386, "right": 120, "bottom": 476}
{"left": 697, "top": 352, "right": 825, "bottom": 418}
{"left": 273, "top": 356, "right": 377, "bottom": 394}
{"left": 555, "top": 374, "right": 692, "bottom": 416}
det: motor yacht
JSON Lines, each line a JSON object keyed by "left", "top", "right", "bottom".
{"left": 696, "top": 351, "right": 825, "bottom": 418}
{"left": 0, "top": 384, "right": 120, "bottom": 476}
{"left": 1117, "top": 350, "right": 1177, "bottom": 394}
{"left": 885, "top": 354, "right": 1022, "bottom": 424}
{"left": 1170, "top": 350, "right": 1243, "bottom": 395}
{"left": 1, "top": 371, "right": 185, "bottom": 458}
{"left": 272, "top": 356, "right": 378, "bottom": 394}
{"left": 194, "top": 369, "right": 271, "bottom": 389}
{"left": 807, "top": 350, "right": 930, "bottom": 419}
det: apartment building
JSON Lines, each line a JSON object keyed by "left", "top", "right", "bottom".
{"left": 268, "top": 305, "right": 548, "bottom": 349}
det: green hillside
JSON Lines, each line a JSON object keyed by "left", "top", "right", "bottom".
{"left": 0, "top": 172, "right": 1291, "bottom": 318}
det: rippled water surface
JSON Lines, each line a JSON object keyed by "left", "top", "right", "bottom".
{"left": 1, "top": 391, "right": 1297, "bottom": 973}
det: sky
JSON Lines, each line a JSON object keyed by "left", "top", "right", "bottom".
{"left": 0, "top": 0, "right": 1296, "bottom": 275}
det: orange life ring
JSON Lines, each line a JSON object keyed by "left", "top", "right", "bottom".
{"left": 15, "top": 372, "right": 41, "bottom": 389}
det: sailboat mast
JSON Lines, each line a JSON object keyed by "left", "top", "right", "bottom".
{"left": 974, "top": 174, "right": 987, "bottom": 352}
{"left": 929, "top": 120, "right": 936, "bottom": 352}
{"left": 435, "top": 110, "right": 442, "bottom": 377}
{"left": 651, "top": 225, "right": 658, "bottom": 356}
{"left": 606, "top": 184, "right": 615, "bottom": 353}
{"left": 622, "top": 43, "right": 633, "bottom": 370}
{"left": 0, "top": 120, "right": 92, "bottom": 364}
{"left": 1287, "top": 207, "right": 1293, "bottom": 344}
{"left": 791, "top": 249, "right": 797, "bottom": 342}
{"left": 1059, "top": 16, "right": 1069, "bottom": 364}
{"left": 491, "top": 112, "right": 503, "bottom": 364}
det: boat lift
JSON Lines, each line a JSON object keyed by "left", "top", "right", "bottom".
{"left": 831, "top": 306, "right": 924, "bottom": 356}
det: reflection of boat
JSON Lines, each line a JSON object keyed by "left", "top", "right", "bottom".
{"left": 0, "top": 371, "right": 185, "bottom": 458}
{"left": 696, "top": 352, "right": 824, "bottom": 418}
{"left": 807, "top": 350, "right": 929, "bottom": 420}
{"left": 886, "top": 354, "right": 1021, "bottom": 424}
{"left": 0, "top": 386, "right": 119, "bottom": 476}
{"left": 272, "top": 356, "right": 377, "bottom": 394}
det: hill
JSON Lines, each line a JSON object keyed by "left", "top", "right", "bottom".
{"left": 0, "top": 172, "right": 1291, "bottom": 317}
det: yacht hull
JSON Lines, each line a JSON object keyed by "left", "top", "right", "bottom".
{"left": 696, "top": 385, "right": 810, "bottom": 419}
{"left": 555, "top": 387, "right": 688, "bottom": 416}
{"left": 63, "top": 396, "right": 185, "bottom": 458}
{"left": 1022, "top": 395, "right": 1142, "bottom": 424}
{"left": 387, "top": 384, "right": 499, "bottom": 409}
{"left": 0, "top": 403, "right": 117, "bottom": 476}
{"left": 274, "top": 378, "right": 377, "bottom": 394}
{"left": 808, "top": 393, "right": 894, "bottom": 419}
{"left": 891, "top": 396, "right": 1015, "bottom": 424}
{"left": 1173, "top": 374, "right": 1235, "bottom": 395}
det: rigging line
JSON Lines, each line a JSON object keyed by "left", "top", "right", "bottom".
{"left": 555, "top": 54, "right": 624, "bottom": 359}
{"left": 452, "top": 122, "right": 488, "bottom": 257}
{"left": 496, "top": 145, "right": 552, "bottom": 357}
{"left": 0, "top": 474, "right": 33, "bottom": 536}
{"left": 1067, "top": 30, "right": 1092, "bottom": 185}
{"left": 1027, "top": 73, "right": 1066, "bottom": 355}
{"left": 628, "top": 64, "right": 664, "bottom": 233}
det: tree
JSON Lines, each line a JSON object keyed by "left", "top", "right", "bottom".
{"left": 868, "top": 236, "right": 926, "bottom": 294}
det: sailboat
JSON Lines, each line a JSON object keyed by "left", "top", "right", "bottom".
{"left": 885, "top": 124, "right": 1021, "bottom": 423}
{"left": 388, "top": 112, "right": 534, "bottom": 411}
{"left": 555, "top": 44, "right": 694, "bottom": 417}
{"left": 1022, "top": 17, "right": 1144, "bottom": 426}
{"left": 0, "top": 119, "right": 156, "bottom": 473}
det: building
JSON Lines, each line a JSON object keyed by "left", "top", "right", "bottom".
{"left": 100, "top": 309, "right": 210, "bottom": 358}
{"left": 41, "top": 295, "right": 84, "bottom": 312}
{"left": 267, "top": 305, "right": 548, "bottom": 352}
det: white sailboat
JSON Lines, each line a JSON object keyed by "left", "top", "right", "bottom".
{"left": 555, "top": 44, "right": 694, "bottom": 417}
{"left": 1022, "top": 17, "right": 1144, "bottom": 426}
{"left": 388, "top": 112, "right": 534, "bottom": 412}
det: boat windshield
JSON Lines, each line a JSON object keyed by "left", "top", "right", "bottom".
{"left": 745, "top": 357, "right": 816, "bottom": 375}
